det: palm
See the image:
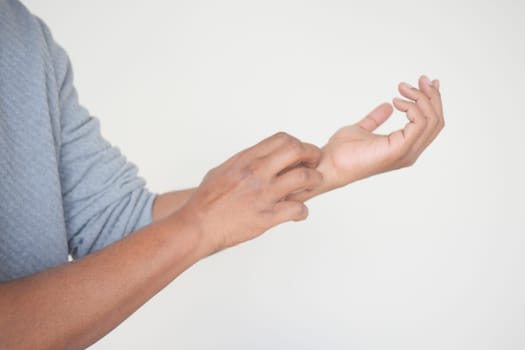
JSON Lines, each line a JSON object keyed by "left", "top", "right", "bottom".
{"left": 322, "top": 122, "right": 393, "bottom": 187}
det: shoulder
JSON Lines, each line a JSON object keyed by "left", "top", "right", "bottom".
{"left": 0, "top": 0, "right": 63, "bottom": 59}
{"left": 0, "top": 0, "right": 51, "bottom": 69}
{"left": 0, "top": 0, "right": 41, "bottom": 36}
{"left": 0, "top": 1, "right": 70, "bottom": 91}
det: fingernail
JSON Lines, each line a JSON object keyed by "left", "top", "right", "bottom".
{"left": 422, "top": 75, "right": 432, "bottom": 86}
{"left": 434, "top": 79, "right": 440, "bottom": 90}
{"left": 403, "top": 82, "right": 414, "bottom": 89}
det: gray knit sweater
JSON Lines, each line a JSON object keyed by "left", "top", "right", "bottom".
{"left": 0, "top": 0, "right": 157, "bottom": 281}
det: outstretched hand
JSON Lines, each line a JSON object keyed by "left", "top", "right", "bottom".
{"left": 291, "top": 75, "right": 444, "bottom": 201}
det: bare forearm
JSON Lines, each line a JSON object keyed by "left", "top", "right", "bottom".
{"left": 0, "top": 213, "right": 206, "bottom": 350}
{"left": 152, "top": 188, "right": 196, "bottom": 221}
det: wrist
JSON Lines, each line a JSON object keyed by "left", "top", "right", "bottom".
{"left": 310, "top": 146, "right": 343, "bottom": 196}
{"left": 165, "top": 206, "right": 218, "bottom": 260}
{"left": 152, "top": 189, "right": 196, "bottom": 222}
{"left": 158, "top": 211, "right": 206, "bottom": 263}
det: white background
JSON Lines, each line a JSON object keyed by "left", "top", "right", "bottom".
{"left": 24, "top": 1, "right": 524, "bottom": 349}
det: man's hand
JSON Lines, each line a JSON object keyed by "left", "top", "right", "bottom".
{"left": 177, "top": 132, "right": 323, "bottom": 255}
{"left": 291, "top": 75, "right": 444, "bottom": 201}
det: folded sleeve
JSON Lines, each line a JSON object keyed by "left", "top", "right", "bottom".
{"left": 37, "top": 18, "right": 158, "bottom": 259}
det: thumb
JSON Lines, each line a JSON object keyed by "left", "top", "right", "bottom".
{"left": 271, "top": 201, "right": 309, "bottom": 227}
{"left": 357, "top": 102, "right": 394, "bottom": 132}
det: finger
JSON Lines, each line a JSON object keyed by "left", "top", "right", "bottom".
{"left": 270, "top": 201, "right": 309, "bottom": 227}
{"left": 262, "top": 141, "right": 321, "bottom": 176}
{"left": 398, "top": 81, "right": 430, "bottom": 104}
{"left": 357, "top": 102, "right": 394, "bottom": 132}
{"left": 398, "top": 80, "right": 443, "bottom": 150}
{"left": 398, "top": 79, "right": 441, "bottom": 121}
{"left": 389, "top": 98, "right": 427, "bottom": 150}
{"left": 273, "top": 167, "right": 323, "bottom": 198}
{"left": 414, "top": 77, "right": 441, "bottom": 140}
{"left": 285, "top": 188, "right": 313, "bottom": 203}
{"left": 410, "top": 78, "right": 439, "bottom": 121}
{"left": 243, "top": 132, "right": 300, "bottom": 159}
{"left": 418, "top": 75, "right": 444, "bottom": 123}
{"left": 432, "top": 78, "right": 445, "bottom": 132}
{"left": 416, "top": 75, "right": 445, "bottom": 149}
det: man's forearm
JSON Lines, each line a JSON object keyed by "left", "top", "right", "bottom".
{"left": 152, "top": 188, "right": 196, "bottom": 221}
{"left": 0, "top": 212, "right": 207, "bottom": 350}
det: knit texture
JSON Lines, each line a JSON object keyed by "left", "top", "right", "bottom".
{"left": 0, "top": 0, "right": 157, "bottom": 281}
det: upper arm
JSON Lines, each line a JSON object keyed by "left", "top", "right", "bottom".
{"left": 37, "top": 18, "right": 158, "bottom": 258}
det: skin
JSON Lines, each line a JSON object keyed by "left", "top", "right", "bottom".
{"left": 0, "top": 75, "right": 443, "bottom": 350}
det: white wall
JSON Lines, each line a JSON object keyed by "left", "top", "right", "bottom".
{"left": 23, "top": 1, "right": 525, "bottom": 349}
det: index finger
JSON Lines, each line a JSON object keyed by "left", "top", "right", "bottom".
{"left": 262, "top": 141, "right": 322, "bottom": 176}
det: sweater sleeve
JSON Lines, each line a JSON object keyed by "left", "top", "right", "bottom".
{"left": 36, "top": 18, "right": 158, "bottom": 259}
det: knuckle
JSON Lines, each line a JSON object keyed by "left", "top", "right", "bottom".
{"left": 300, "top": 205, "right": 309, "bottom": 219}
{"left": 413, "top": 89, "right": 424, "bottom": 101}
{"left": 407, "top": 103, "right": 418, "bottom": 114}
{"left": 294, "top": 204, "right": 308, "bottom": 220}
{"left": 427, "top": 118, "right": 438, "bottom": 130}
{"left": 273, "top": 131, "right": 291, "bottom": 143}
{"left": 297, "top": 168, "right": 311, "bottom": 182}
{"left": 427, "top": 86, "right": 441, "bottom": 100}
{"left": 205, "top": 166, "right": 219, "bottom": 178}
{"left": 416, "top": 112, "right": 428, "bottom": 126}
{"left": 436, "top": 119, "right": 444, "bottom": 131}
{"left": 429, "top": 94, "right": 440, "bottom": 104}
{"left": 397, "top": 156, "right": 410, "bottom": 168}
{"left": 415, "top": 94, "right": 431, "bottom": 108}
{"left": 233, "top": 149, "right": 254, "bottom": 166}
{"left": 287, "top": 138, "right": 304, "bottom": 155}
{"left": 404, "top": 158, "right": 414, "bottom": 167}
{"left": 315, "top": 145, "right": 322, "bottom": 158}
{"left": 310, "top": 145, "right": 322, "bottom": 162}
{"left": 403, "top": 154, "right": 417, "bottom": 167}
